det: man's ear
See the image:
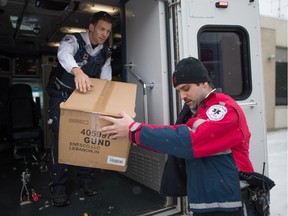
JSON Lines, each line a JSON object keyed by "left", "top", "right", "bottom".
{"left": 88, "top": 23, "right": 94, "bottom": 32}
{"left": 202, "top": 82, "right": 209, "bottom": 88}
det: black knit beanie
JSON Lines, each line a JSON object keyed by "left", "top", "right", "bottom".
{"left": 172, "top": 57, "right": 211, "bottom": 87}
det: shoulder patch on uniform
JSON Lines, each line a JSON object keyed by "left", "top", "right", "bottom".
{"left": 62, "top": 35, "right": 75, "bottom": 43}
{"left": 206, "top": 104, "right": 227, "bottom": 121}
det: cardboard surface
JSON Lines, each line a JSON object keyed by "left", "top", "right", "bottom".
{"left": 58, "top": 78, "right": 137, "bottom": 172}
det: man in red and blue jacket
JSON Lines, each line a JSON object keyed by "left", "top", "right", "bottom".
{"left": 100, "top": 57, "right": 255, "bottom": 216}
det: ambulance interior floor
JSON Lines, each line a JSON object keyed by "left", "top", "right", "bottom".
{"left": 0, "top": 147, "right": 166, "bottom": 216}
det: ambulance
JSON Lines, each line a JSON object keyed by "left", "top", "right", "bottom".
{"left": 0, "top": 0, "right": 268, "bottom": 215}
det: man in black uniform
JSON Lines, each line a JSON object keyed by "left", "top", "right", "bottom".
{"left": 46, "top": 11, "right": 113, "bottom": 207}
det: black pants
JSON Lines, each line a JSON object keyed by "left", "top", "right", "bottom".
{"left": 48, "top": 87, "right": 95, "bottom": 190}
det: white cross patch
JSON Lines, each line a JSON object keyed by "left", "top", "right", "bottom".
{"left": 206, "top": 104, "right": 227, "bottom": 121}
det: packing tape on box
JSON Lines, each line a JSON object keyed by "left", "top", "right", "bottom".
{"left": 93, "top": 81, "right": 115, "bottom": 113}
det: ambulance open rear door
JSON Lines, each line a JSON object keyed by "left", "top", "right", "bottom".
{"left": 123, "top": 0, "right": 268, "bottom": 215}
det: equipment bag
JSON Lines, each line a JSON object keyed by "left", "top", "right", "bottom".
{"left": 239, "top": 171, "right": 275, "bottom": 216}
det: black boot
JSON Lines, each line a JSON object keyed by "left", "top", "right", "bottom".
{"left": 80, "top": 183, "right": 98, "bottom": 196}
{"left": 50, "top": 185, "right": 70, "bottom": 206}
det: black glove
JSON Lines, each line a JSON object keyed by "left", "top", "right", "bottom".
{"left": 239, "top": 171, "right": 275, "bottom": 191}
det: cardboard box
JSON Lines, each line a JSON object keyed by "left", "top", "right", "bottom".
{"left": 58, "top": 78, "right": 137, "bottom": 172}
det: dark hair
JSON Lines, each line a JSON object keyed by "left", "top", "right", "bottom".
{"left": 196, "top": 82, "right": 215, "bottom": 89}
{"left": 90, "top": 11, "right": 113, "bottom": 25}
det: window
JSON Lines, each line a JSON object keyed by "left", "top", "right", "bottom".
{"left": 276, "top": 62, "right": 287, "bottom": 105}
{"left": 0, "top": 56, "right": 11, "bottom": 74}
{"left": 14, "top": 57, "right": 39, "bottom": 77}
{"left": 275, "top": 47, "right": 287, "bottom": 106}
{"left": 198, "top": 26, "right": 251, "bottom": 100}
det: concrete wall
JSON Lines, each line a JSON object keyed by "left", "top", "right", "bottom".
{"left": 260, "top": 17, "right": 288, "bottom": 48}
{"left": 260, "top": 16, "right": 288, "bottom": 130}
{"left": 261, "top": 28, "right": 276, "bottom": 129}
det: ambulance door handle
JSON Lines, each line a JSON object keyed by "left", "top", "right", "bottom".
{"left": 124, "top": 64, "right": 154, "bottom": 123}
{"left": 237, "top": 100, "right": 257, "bottom": 109}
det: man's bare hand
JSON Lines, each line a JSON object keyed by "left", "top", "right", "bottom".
{"left": 100, "top": 111, "right": 134, "bottom": 139}
{"left": 72, "top": 67, "right": 94, "bottom": 93}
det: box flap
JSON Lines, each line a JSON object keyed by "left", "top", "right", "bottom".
{"left": 60, "top": 79, "right": 137, "bottom": 117}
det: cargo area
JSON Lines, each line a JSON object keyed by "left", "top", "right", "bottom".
{"left": 0, "top": 147, "right": 166, "bottom": 216}
{"left": 0, "top": 1, "right": 174, "bottom": 215}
